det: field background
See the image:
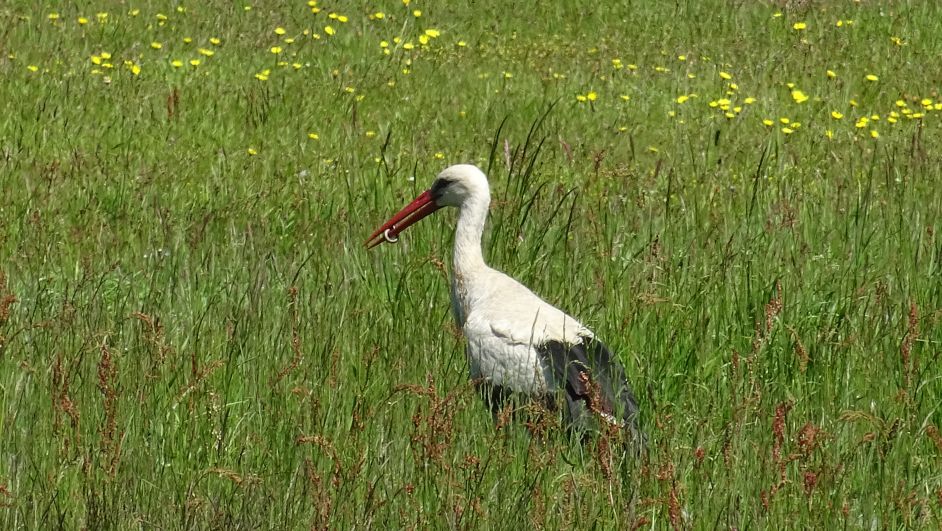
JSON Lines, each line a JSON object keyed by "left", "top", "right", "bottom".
{"left": 1, "top": 0, "right": 941, "bottom": 528}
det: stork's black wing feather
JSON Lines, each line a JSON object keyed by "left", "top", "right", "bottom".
{"left": 539, "top": 337, "right": 643, "bottom": 440}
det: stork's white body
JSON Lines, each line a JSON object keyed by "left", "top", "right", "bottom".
{"left": 451, "top": 264, "right": 592, "bottom": 395}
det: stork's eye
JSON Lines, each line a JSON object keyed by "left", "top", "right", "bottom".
{"left": 430, "top": 177, "right": 453, "bottom": 198}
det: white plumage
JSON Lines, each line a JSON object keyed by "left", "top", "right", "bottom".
{"left": 367, "top": 164, "right": 641, "bottom": 437}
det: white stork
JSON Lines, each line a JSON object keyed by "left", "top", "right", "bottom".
{"left": 366, "top": 164, "right": 642, "bottom": 441}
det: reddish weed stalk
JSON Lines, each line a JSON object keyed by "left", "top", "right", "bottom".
{"left": 51, "top": 353, "right": 81, "bottom": 452}
{"left": 900, "top": 302, "right": 919, "bottom": 397}
{"left": 97, "top": 340, "right": 122, "bottom": 477}
{"left": 0, "top": 271, "right": 16, "bottom": 354}
{"left": 272, "top": 286, "right": 302, "bottom": 386}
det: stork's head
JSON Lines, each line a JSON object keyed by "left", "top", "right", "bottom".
{"left": 366, "top": 164, "right": 490, "bottom": 248}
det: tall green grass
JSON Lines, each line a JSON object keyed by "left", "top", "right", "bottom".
{"left": 1, "top": 1, "right": 940, "bottom": 528}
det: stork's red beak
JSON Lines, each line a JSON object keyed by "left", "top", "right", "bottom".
{"left": 365, "top": 190, "right": 442, "bottom": 249}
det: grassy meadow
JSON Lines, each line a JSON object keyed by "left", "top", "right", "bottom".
{"left": 2, "top": 0, "right": 941, "bottom": 528}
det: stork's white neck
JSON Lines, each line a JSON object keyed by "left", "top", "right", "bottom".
{"left": 452, "top": 193, "right": 489, "bottom": 279}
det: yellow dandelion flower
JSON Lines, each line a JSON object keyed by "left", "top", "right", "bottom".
{"left": 678, "top": 55, "right": 686, "bottom": 61}
{"left": 198, "top": 48, "right": 214, "bottom": 57}
{"left": 419, "top": 35, "right": 429, "bottom": 45}
{"left": 101, "top": 52, "right": 112, "bottom": 59}
{"left": 374, "top": 12, "right": 385, "bottom": 19}
{"left": 247, "top": 148, "right": 258, "bottom": 156}
{"left": 503, "top": 71, "right": 513, "bottom": 79}
{"left": 151, "top": 41, "right": 163, "bottom": 49}
{"left": 457, "top": 40, "right": 467, "bottom": 47}
{"left": 434, "top": 152, "right": 445, "bottom": 160}
{"left": 96, "top": 12, "right": 108, "bottom": 22}
{"left": 78, "top": 16, "right": 89, "bottom": 25}
{"left": 791, "top": 90, "right": 809, "bottom": 103}
{"left": 189, "top": 59, "right": 200, "bottom": 67}
{"left": 782, "top": 127, "right": 794, "bottom": 134}
{"left": 324, "top": 25, "right": 335, "bottom": 36}
{"left": 827, "top": 70, "right": 836, "bottom": 79}
{"left": 887, "top": 116, "right": 898, "bottom": 124}
{"left": 647, "top": 146, "right": 659, "bottom": 153}
{"left": 171, "top": 59, "right": 183, "bottom": 68}
{"left": 792, "top": 22, "right": 807, "bottom": 30}
{"left": 780, "top": 117, "right": 790, "bottom": 124}
{"left": 366, "top": 131, "right": 377, "bottom": 138}
{"left": 91, "top": 55, "right": 102, "bottom": 65}
{"left": 130, "top": 64, "right": 141, "bottom": 75}
{"left": 270, "top": 46, "right": 283, "bottom": 54}
{"left": 338, "top": 15, "right": 348, "bottom": 23}
{"left": 895, "top": 99, "right": 907, "bottom": 107}
{"left": 425, "top": 29, "right": 441, "bottom": 38}
{"left": 725, "top": 112, "right": 735, "bottom": 118}
{"left": 576, "top": 94, "right": 587, "bottom": 102}
{"left": 627, "top": 64, "right": 637, "bottom": 70}
{"left": 48, "top": 12, "right": 59, "bottom": 21}
{"left": 865, "top": 74, "right": 878, "bottom": 82}
{"left": 183, "top": 37, "right": 192, "bottom": 44}
{"left": 587, "top": 91, "right": 597, "bottom": 101}
{"left": 921, "top": 98, "right": 933, "bottom": 106}
{"left": 402, "top": 42, "right": 415, "bottom": 50}
{"left": 762, "top": 119, "right": 774, "bottom": 127}
{"left": 744, "top": 97, "right": 756, "bottom": 104}
{"left": 831, "top": 111, "right": 844, "bottom": 119}
{"left": 275, "top": 27, "right": 286, "bottom": 35}
{"left": 870, "top": 130, "right": 879, "bottom": 139}
{"left": 413, "top": 9, "right": 422, "bottom": 17}
{"left": 719, "top": 71, "right": 732, "bottom": 80}
{"left": 620, "top": 94, "right": 630, "bottom": 101}
{"left": 825, "top": 130, "right": 834, "bottom": 139}
{"left": 210, "top": 37, "right": 221, "bottom": 45}
{"left": 850, "top": 100, "right": 858, "bottom": 107}
{"left": 27, "top": 65, "right": 39, "bottom": 72}
{"left": 676, "top": 95, "right": 689, "bottom": 104}
{"left": 308, "top": 133, "right": 319, "bottom": 140}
